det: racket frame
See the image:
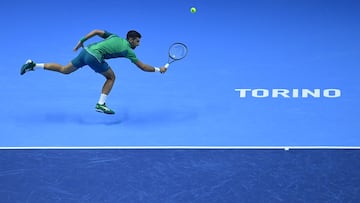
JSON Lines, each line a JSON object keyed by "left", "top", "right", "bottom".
{"left": 165, "top": 42, "right": 188, "bottom": 68}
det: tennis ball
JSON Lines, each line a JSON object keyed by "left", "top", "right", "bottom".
{"left": 190, "top": 7, "right": 197, "bottom": 13}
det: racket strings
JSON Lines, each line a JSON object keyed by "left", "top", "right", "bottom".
{"left": 169, "top": 43, "right": 188, "bottom": 60}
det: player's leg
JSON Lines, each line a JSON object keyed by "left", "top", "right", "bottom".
{"left": 100, "top": 68, "right": 116, "bottom": 95}
{"left": 95, "top": 68, "right": 116, "bottom": 114}
{"left": 44, "top": 63, "right": 78, "bottom": 74}
{"left": 21, "top": 60, "right": 78, "bottom": 75}
{"left": 20, "top": 50, "right": 87, "bottom": 75}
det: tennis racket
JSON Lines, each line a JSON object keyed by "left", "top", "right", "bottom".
{"left": 164, "top": 42, "right": 188, "bottom": 68}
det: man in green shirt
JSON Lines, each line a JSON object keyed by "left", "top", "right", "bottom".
{"left": 21, "top": 29, "right": 167, "bottom": 114}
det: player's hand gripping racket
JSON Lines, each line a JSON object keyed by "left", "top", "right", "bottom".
{"left": 164, "top": 42, "right": 188, "bottom": 69}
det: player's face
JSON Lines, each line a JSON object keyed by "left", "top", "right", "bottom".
{"left": 129, "top": 37, "right": 140, "bottom": 49}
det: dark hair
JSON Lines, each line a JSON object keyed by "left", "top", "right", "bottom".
{"left": 127, "top": 30, "right": 141, "bottom": 40}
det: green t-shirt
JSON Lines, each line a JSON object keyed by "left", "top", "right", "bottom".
{"left": 85, "top": 31, "right": 138, "bottom": 63}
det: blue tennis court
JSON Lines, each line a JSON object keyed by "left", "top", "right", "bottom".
{"left": 0, "top": 0, "right": 359, "bottom": 201}
{"left": 1, "top": 0, "right": 359, "bottom": 147}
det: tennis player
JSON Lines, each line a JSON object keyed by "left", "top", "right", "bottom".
{"left": 20, "top": 29, "right": 167, "bottom": 114}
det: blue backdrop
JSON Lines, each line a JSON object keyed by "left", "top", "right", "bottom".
{"left": 1, "top": 1, "right": 360, "bottom": 202}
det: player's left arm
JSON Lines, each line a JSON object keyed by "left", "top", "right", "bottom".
{"left": 135, "top": 60, "right": 167, "bottom": 73}
{"left": 73, "top": 29, "right": 110, "bottom": 51}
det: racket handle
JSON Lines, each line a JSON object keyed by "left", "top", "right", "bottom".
{"left": 164, "top": 63, "right": 170, "bottom": 69}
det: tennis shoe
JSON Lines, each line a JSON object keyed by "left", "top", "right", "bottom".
{"left": 96, "top": 103, "right": 115, "bottom": 114}
{"left": 20, "top": 59, "right": 36, "bottom": 75}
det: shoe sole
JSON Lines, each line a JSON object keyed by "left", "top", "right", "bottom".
{"left": 96, "top": 109, "right": 115, "bottom": 115}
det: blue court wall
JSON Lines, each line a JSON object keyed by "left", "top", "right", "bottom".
{"left": 1, "top": 149, "right": 360, "bottom": 202}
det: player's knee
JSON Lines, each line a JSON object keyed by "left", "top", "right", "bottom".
{"left": 62, "top": 68, "right": 71, "bottom": 74}
{"left": 106, "top": 73, "right": 116, "bottom": 81}
{"left": 60, "top": 63, "right": 77, "bottom": 74}
{"left": 111, "top": 74, "right": 116, "bottom": 81}
{"left": 61, "top": 67, "right": 73, "bottom": 74}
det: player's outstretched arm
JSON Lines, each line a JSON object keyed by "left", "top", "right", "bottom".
{"left": 73, "top": 29, "right": 107, "bottom": 51}
{"left": 135, "top": 60, "right": 167, "bottom": 73}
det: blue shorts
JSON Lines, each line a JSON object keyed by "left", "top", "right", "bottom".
{"left": 71, "top": 49, "right": 110, "bottom": 73}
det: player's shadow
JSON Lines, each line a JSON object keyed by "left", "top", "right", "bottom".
{"left": 16, "top": 107, "right": 197, "bottom": 126}
{"left": 124, "top": 108, "right": 198, "bottom": 126}
{"left": 57, "top": 113, "right": 123, "bottom": 125}
{"left": 18, "top": 112, "right": 123, "bottom": 126}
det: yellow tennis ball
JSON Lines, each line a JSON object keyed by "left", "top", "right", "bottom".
{"left": 190, "top": 7, "right": 197, "bottom": 13}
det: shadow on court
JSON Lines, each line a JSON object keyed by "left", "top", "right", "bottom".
{"left": 11, "top": 108, "right": 198, "bottom": 127}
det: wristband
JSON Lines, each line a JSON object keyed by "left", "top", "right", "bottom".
{"left": 154, "top": 67, "right": 160, "bottom": 72}
{"left": 80, "top": 37, "right": 87, "bottom": 43}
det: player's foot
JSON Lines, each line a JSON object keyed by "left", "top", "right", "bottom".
{"left": 20, "top": 59, "right": 36, "bottom": 75}
{"left": 96, "top": 103, "right": 115, "bottom": 114}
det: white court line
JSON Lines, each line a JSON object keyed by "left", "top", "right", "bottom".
{"left": 0, "top": 146, "right": 360, "bottom": 150}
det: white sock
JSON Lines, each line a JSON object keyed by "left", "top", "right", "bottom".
{"left": 34, "top": 63, "right": 45, "bottom": 70}
{"left": 98, "top": 93, "right": 108, "bottom": 105}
